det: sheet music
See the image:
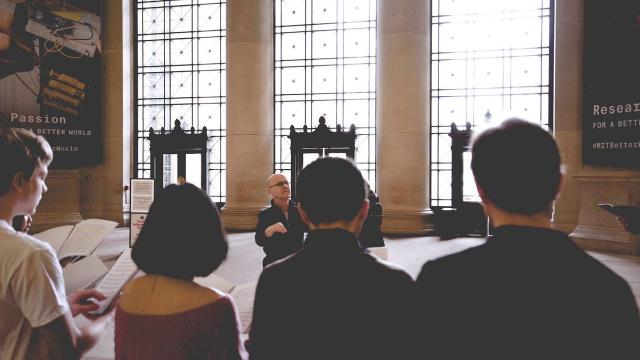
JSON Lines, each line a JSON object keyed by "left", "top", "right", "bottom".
{"left": 58, "top": 219, "right": 117, "bottom": 259}
{"left": 33, "top": 225, "right": 74, "bottom": 253}
{"left": 62, "top": 255, "right": 108, "bottom": 294}
{"left": 91, "top": 249, "right": 138, "bottom": 314}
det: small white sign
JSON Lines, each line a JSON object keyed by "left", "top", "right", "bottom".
{"left": 130, "top": 178, "right": 154, "bottom": 213}
{"left": 130, "top": 213, "right": 147, "bottom": 246}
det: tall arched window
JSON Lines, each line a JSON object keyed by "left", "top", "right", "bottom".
{"left": 274, "top": 0, "right": 377, "bottom": 189}
{"left": 134, "top": 1, "right": 227, "bottom": 203}
{"left": 430, "top": 0, "right": 554, "bottom": 206}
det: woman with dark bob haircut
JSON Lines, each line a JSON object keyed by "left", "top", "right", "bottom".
{"left": 114, "top": 183, "right": 246, "bottom": 359}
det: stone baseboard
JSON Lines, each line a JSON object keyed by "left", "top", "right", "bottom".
{"left": 222, "top": 206, "right": 436, "bottom": 234}
{"left": 381, "top": 209, "right": 435, "bottom": 236}
{"left": 552, "top": 209, "right": 578, "bottom": 234}
{"left": 221, "top": 206, "right": 265, "bottom": 231}
{"left": 32, "top": 170, "right": 82, "bottom": 233}
{"left": 551, "top": 221, "right": 578, "bottom": 235}
{"left": 570, "top": 225, "right": 640, "bottom": 255}
{"left": 31, "top": 212, "right": 84, "bottom": 233}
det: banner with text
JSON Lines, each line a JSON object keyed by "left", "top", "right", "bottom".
{"left": 0, "top": 0, "right": 102, "bottom": 168}
{"left": 583, "top": 0, "right": 640, "bottom": 167}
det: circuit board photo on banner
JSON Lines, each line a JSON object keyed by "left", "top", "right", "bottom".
{"left": 0, "top": 0, "right": 103, "bottom": 168}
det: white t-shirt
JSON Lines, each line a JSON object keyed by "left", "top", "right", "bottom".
{"left": 0, "top": 220, "right": 69, "bottom": 360}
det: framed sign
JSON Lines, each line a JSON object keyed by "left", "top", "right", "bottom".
{"left": 129, "top": 213, "right": 146, "bottom": 247}
{"left": 129, "top": 178, "right": 153, "bottom": 247}
{"left": 0, "top": 0, "right": 103, "bottom": 168}
{"left": 130, "top": 178, "right": 154, "bottom": 213}
{"left": 582, "top": 0, "right": 640, "bottom": 167}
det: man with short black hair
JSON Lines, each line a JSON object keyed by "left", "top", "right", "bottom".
{"left": 415, "top": 118, "right": 640, "bottom": 359}
{"left": 255, "top": 173, "right": 306, "bottom": 267}
{"left": 249, "top": 157, "right": 415, "bottom": 360}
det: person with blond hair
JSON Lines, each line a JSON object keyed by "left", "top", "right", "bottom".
{"left": 0, "top": 128, "right": 112, "bottom": 359}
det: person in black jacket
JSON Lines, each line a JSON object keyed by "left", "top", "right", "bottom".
{"left": 415, "top": 118, "right": 640, "bottom": 359}
{"left": 255, "top": 173, "right": 306, "bottom": 267}
{"left": 12, "top": 214, "right": 31, "bottom": 233}
{"left": 358, "top": 187, "right": 384, "bottom": 248}
{"left": 249, "top": 157, "right": 416, "bottom": 360}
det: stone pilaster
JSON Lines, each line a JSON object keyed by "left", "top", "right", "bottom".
{"left": 222, "top": 0, "right": 274, "bottom": 230}
{"left": 377, "top": 0, "right": 433, "bottom": 234}
{"left": 570, "top": 175, "right": 640, "bottom": 255}
{"left": 31, "top": 170, "right": 83, "bottom": 233}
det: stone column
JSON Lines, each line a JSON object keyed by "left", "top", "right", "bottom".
{"left": 222, "top": 0, "right": 274, "bottom": 230}
{"left": 553, "top": 0, "right": 584, "bottom": 233}
{"left": 32, "top": 170, "right": 83, "bottom": 233}
{"left": 34, "top": 0, "right": 126, "bottom": 231}
{"left": 377, "top": 0, "right": 432, "bottom": 234}
{"left": 79, "top": 0, "right": 126, "bottom": 224}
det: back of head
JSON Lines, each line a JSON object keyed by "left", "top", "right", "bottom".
{"left": 296, "top": 157, "right": 367, "bottom": 225}
{"left": 132, "top": 183, "right": 228, "bottom": 279}
{"left": 0, "top": 128, "right": 53, "bottom": 196}
{"left": 470, "top": 118, "right": 562, "bottom": 215}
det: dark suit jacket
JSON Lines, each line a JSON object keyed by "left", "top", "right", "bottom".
{"left": 358, "top": 190, "right": 384, "bottom": 248}
{"left": 415, "top": 225, "right": 640, "bottom": 359}
{"left": 255, "top": 200, "right": 306, "bottom": 267}
{"left": 249, "top": 229, "right": 417, "bottom": 360}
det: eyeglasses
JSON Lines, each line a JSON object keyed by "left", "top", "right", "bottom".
{"left": 268, "top": 180, "right": 289, "bottom": 188}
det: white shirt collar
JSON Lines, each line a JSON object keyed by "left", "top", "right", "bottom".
{"left": 0, "top": 219, "right": 14, "bottom": 232}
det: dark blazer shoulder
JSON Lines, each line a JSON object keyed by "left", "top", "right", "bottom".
{"left": 260, "top": 249, "right": 303, "bottom": 272}
{"left": 422, "top": 242, "right": 487, "bottom": 269}
{"left": 578, "top": 250, "right": 636, "bottom": 291}
{"left": 416, "top": 243, "right": 489, "bottom": 287}
{"left": 356, "top": 252, "right": 414, "bottom": 286}
{"left": 367, "top": 251, "right": 408, "bottom": 272}
{"left": 258, "top": 205, "right": 273, "bottom": 217}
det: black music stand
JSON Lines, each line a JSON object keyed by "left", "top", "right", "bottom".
{"left": 288, "top": 116, "right": 384, "bottom": 247}
{"left": 288, "top": 116, "right": 356, "bottom": 200}
{"left": 148, "top": 120, "right": 208, "bottom": 195}
{"left": 431, "top": 122, "right": 488, "bottom": 238}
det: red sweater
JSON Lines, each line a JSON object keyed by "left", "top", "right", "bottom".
{"left": 115, "top": 295, "right": 245, "bottom": 360}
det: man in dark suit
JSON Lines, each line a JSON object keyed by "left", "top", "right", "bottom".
{"left": 415, "top": 118, "right": 640, "bottom": 359}
{"left": 249, "top": 157, "right": 416, "bottom": 360}
{"left": 358, "top": 188, "right": 385, "bottom": 248}
{"left": 255, "top": 173, "right": 306, "bottom": 267}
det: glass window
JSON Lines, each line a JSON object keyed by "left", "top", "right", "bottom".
{"left": 134, "top": 0, "right": 226, "bottom": 203}
{"left": 275, "top": 0, "right": 377, "bottom": 189}
{"left": 430, "top": 0, "right": 553, "bottom": 206}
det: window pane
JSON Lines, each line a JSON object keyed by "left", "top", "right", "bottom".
{"left": 135, "top": 1, "right": 227, "bottom": 202}
{"left": 430, "top": 0, "right": 553, "bottom": 207}
{"left": 275, "top": 0, "right": 377, "bottom": 189}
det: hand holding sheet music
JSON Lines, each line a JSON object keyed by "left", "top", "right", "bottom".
{"left": 597, "top": 203, "right": 640, "bottom": 218}
{"left": 62, "top": 255, "right": 108, "bottom": 294}
{"left": 89, "top": 248, "right": 138, "bottom": 315}
{"left": 34, "top": 219, "right": 118, "bottom": 261}
{"left": 597, "top": 203, "right": 640, "bottom": 234}
{"left": 58, "top": 219, "right": 118, "bottom": 260}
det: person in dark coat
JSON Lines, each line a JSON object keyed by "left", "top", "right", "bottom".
{"left": 255, "top": 173, "right": 306, "bottom": 267}
{"left": 249, "top": 157, "right": 416, "bottom": 360}
{"left": 415, "top": 118, "right": 640, "bottom": 359}
{"left": 358, "top": 188, "right": 384, "bottom": 248}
